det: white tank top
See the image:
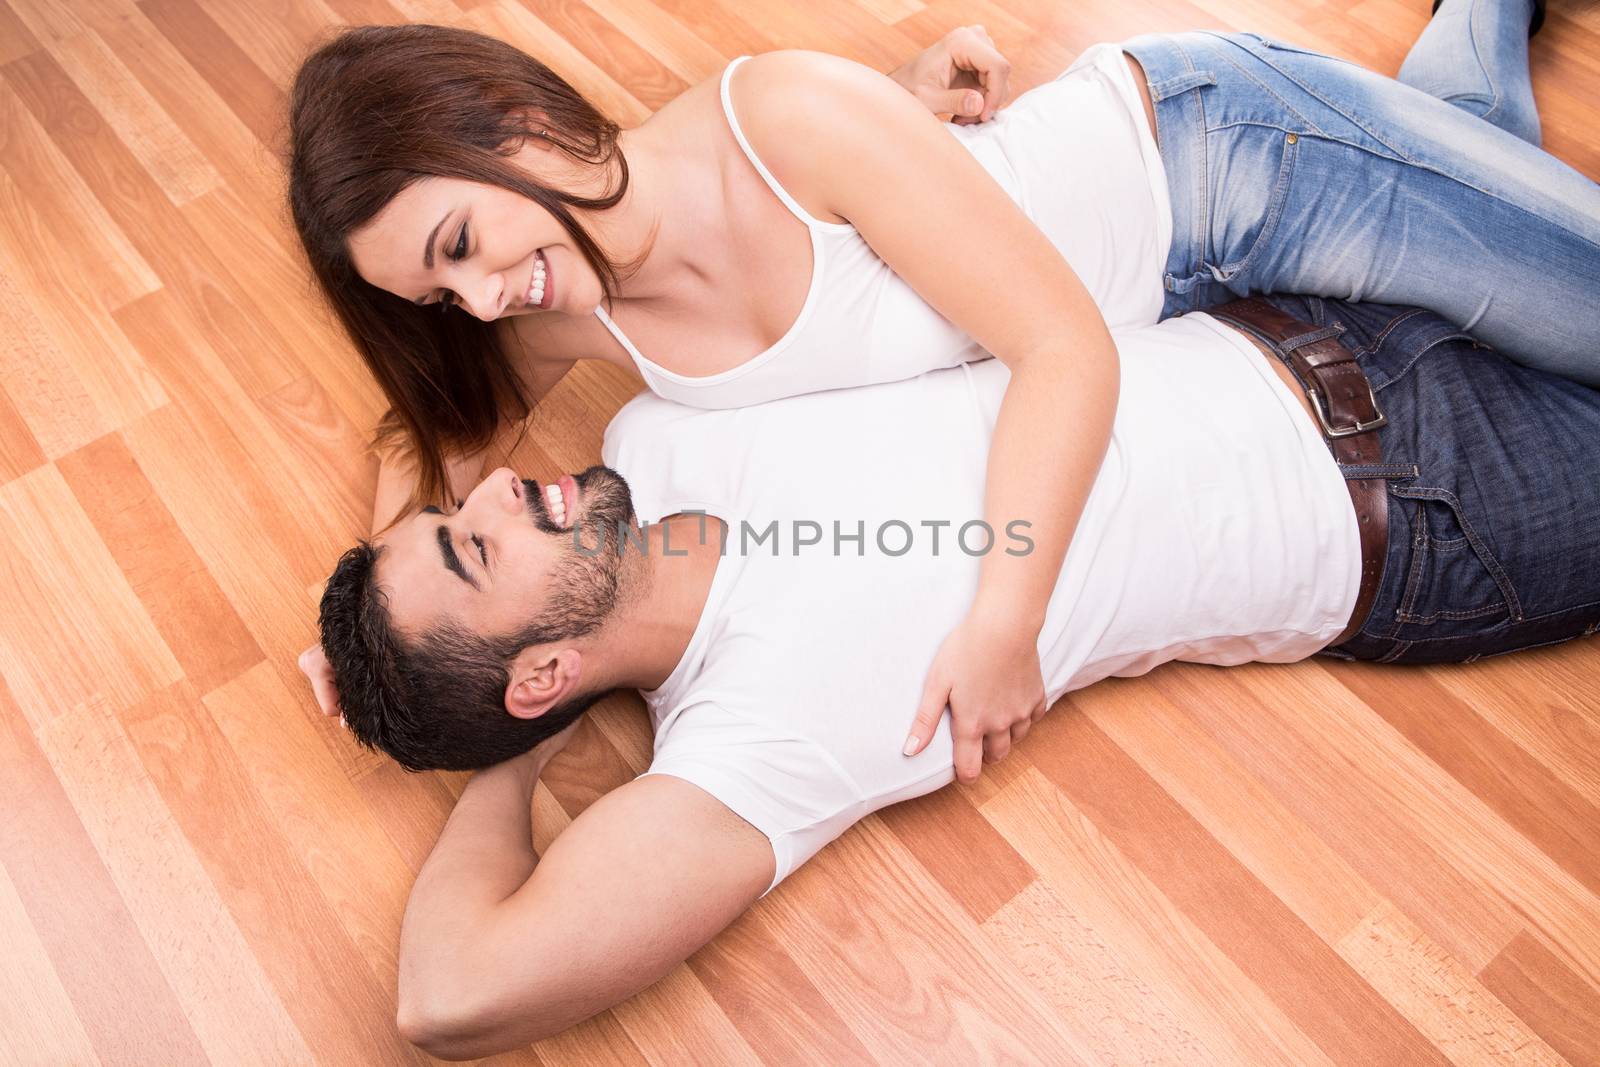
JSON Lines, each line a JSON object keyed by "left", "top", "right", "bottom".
{"left": 592, "top": 44, "right": 1172, "bottom": 409}
{"left": 601, "top": 314, "right": 1360, "bottom": 893}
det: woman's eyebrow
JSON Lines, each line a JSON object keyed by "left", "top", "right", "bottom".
{"left": 422, "top": 212, "right": 449, "bottom": 270}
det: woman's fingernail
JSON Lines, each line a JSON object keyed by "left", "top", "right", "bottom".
{"left": 965, "top": 92, "right": 982, "bottom": 113}
{"left": 903, "top": 736, "right": 920, "bottom": 756}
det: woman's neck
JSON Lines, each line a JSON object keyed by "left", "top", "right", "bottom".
{"left": 599, "top": 119, "right": 723, "bottom": 309}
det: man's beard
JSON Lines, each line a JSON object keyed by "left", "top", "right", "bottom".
{"left": 521, "top": 465, "right": 636, "bottom": 641}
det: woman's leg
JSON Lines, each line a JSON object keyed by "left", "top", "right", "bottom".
{"left": 1398, "top": 0, "right": 1541, "bottom": 145}
{"left": 1124, "top": 29, "right": 1600, "bottom": 384}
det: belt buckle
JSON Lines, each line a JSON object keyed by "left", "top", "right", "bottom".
{"left": 1309, "top": 383, "right": 1387, "bottom": 439}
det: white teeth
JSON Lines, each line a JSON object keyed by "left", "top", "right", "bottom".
{"left": 528, "top": 253, "right": 547, "bottom": 306}
{"left": 545, "top": 482, "right": 565, "bottom": 523}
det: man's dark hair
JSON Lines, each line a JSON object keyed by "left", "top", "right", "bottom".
{"left": 318, "top": 542, "right": 606, "bottom": 771}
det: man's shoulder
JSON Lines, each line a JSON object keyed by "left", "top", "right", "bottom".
{"left": 601, "top": 390, "right": 717, "bottom": 464}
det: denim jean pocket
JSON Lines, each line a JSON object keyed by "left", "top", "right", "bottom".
{"left": 1204, "top": 125, "right": 1300, "bottom": 284}
{"left": 1389, "top": 486, "right": 1520, "bottom": 629}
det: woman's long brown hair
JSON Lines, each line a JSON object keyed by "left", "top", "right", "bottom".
{"left": 287, "top": 24, "right": 647, "bottom": 511}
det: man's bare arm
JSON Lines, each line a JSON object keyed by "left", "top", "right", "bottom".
{"left": 395, "top": 755, "right": 774, "bottom": 1060}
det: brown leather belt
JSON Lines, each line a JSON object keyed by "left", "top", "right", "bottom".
{"left": 1204, "top": 298, "right": 1389, "bottom": 647}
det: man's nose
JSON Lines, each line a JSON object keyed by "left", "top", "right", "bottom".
{"left": 464, "top": 467, "right": 523, "bottom": 515}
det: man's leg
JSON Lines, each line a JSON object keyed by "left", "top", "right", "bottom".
{"left": 1261, "top": 295, "right": 1600, "bottom": 665}
{"left": 1399, "top": 0, "right": 1542, "bottom": 146}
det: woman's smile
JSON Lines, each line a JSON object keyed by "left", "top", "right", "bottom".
{"left": 524, "top": 248, "right": 553, "bottom": 311}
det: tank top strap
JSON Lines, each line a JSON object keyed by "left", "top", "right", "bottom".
{"left": 592, "top": 302, "right": 657, "bottom": 381}
{"left": 719, "top": 55, "right": 854, "bottom": 233}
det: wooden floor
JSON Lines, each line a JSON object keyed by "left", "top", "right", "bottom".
{"left": 2, "top": 0, "right": 1598, "bottom": 1063}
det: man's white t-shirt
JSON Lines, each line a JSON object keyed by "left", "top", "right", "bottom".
{"left": 600, "top": 314, "right": 1360, "bottom": 895}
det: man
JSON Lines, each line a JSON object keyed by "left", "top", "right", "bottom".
{"left": 315, "top": 296, "right": 1600, "bottom": 1058}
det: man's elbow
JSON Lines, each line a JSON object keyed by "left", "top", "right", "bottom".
{"left": 393, "top": 956, "right": 489, "bottom": 1056}
{"left": 396, "top": 979, "right": 566, "bottom": 1058}
{"left": 396, "top": 990, "right": 481, "bottom": 1061}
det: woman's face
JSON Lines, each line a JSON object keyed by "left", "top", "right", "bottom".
{"left": 347, "top": 145, "right": 603, "bottom": 323}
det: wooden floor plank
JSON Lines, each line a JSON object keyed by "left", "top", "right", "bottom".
{"left": 0, "top": 269, "right": 112, "bottom": 461}
{"left": 4, "top": 50, "right": 301, "bottom": 402}
{"left": 0, "top": 678, "right": 202, "bottom": 1067}
{"left": 12, "top": 15, "right": 223, "bottom": 205}
{"left": 1169, "top": 663, "right": 1600, "bottom": 989}
{"left": 763, "top": 817, "right": 1100, "bottom": 1064}
{"left": 33, "top": 700, "right": 314, "bottom": 1064}
{"left": 1156, "top": 664, "right": 1538, "bottom": 972}
{"left": 114, "top": 290, "right": 370, "bottom": 602}
{"left": 0, "top": 75, "right": 159, "bottom": 312}
{"left": 462, "top": 0, "right": 657, "bottom": 124}
{"left": 875, "top": 783, "right": 1038, "bottom": 924}
{"left": 0, "top": 0, "right": 42, "bottom": 64}
{"left": 515, "top": 0, "right": 696, "bottom": 111}
{"left": 981, "top": 879, "right": 1228, "bottom": 1066}
{"left": 1428, "top": 656, "right": 1600, "bottom": 806}
{"left": 607, "top": 962, "right": 764, "bottom": 1066}
{"left": 0, "top": 466, "right": 182, "bottom": 729}
{"left": 981, "top": 768, "right": 1341, "bottom": 1066}
{"left": 135, "top": 0, "right": 284, "bottom": 147}
{"left": 1077, "top": 677, "right": 1380, "bottom": 945}
{"left": 120, "top": 680, "right": 428, "bottom": 1066}
{"left": 0, "top": 682, "right": 210, "bottom": 1067}
{"left": 1337, "top": 903, "right": 1568, "bottom": 1067}
{"left": 1325, "top": 660, "right": 1600, "bottom": 900}
{"left": 0, "top": 372, "right": 45, "bottom": 483}
{"left": 684, "top": 908, "right": 881, "bottom": 1066}
{"left": 0, "top": 858, "right": 103, "bottom": 1066}
{"left": 202, "top": 661, "right": 421, "bottom": 986}
{"left": 1023, "top": 706, "right": 1451, "bottom": 1066}
{"left": 188, "top": 0, "right": 344, "bottom": 90}
{"left": 1479, "top": 929, "right": 1600, "bottom": 1067}
{"left": 57, "top": 433, "right": 265, "bottom": 695}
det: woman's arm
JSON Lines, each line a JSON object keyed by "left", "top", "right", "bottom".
{"left": 738, "top": 51, "right": 1120, "bottom": 781}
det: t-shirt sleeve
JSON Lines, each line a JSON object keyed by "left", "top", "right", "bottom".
{"left": 642, "top": 701, "right": 865, "bottom": 897}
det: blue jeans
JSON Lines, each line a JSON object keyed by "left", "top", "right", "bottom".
{"left": 1123, "top": 22, "right": 1600, "bottom": 385}
{"left": 1253, "top": 294, "right": 1600, "bottom": 664}
{"left": 1398, "top": 0, "right": 1543, "bottom": 147}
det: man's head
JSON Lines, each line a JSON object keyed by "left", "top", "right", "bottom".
{"left": 319, "top": 464, "right": 638, "bottom": 771}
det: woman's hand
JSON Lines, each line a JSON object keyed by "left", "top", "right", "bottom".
{"left": 903, "top": 613, "right": 1047, "bottom": 782}
{"left": 298, "top": 643, "right": 344, "bottom": 722}
{"left": 889, "top": 24, "right": 1012, "bottom": 126}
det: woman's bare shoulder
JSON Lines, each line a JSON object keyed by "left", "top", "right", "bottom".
{"left": 735, "top": 48, "right": 881, "bottom": 91}
{"left": 725, "top": 50, "right": 877, "bottom": 225}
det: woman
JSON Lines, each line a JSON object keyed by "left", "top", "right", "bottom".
{"left": 293, "top": 2, "right": 1598, "bottom": 780}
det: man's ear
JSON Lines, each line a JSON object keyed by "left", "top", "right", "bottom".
{"left": 504, "top": 646, "right": 583, "bottom": 720}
